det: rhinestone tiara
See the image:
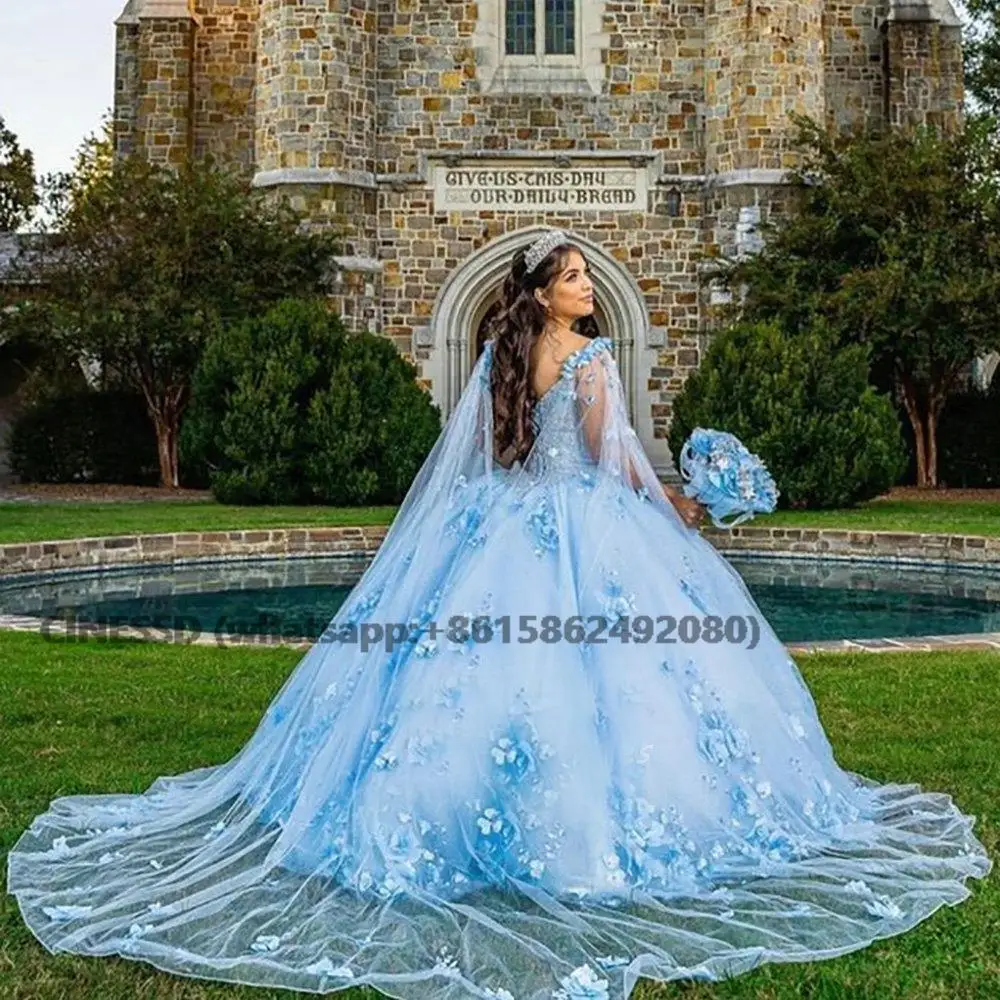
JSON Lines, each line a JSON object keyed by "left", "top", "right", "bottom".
{"left": 523, "top": 228, "right": 570, "bottom": 274}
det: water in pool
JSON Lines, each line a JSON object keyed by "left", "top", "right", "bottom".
{"left": 2, "top": 553, "right": 999, "bottom": 644}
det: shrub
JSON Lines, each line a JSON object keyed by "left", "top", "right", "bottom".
{"left": 930, "top": 375, "right": 1000, "bottom": 488}
{"left": 667, "top": 319, "right": 907, "bottom": 508}
{"left": 181, "top": 299, "right": 441, "bottom": 505}
{"left": 9, "top": 389, "right": 160, "bottom": 485}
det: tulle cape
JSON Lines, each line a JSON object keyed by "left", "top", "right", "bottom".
{"left": 6, "top": 336, "right": 991, "bottom": 1000}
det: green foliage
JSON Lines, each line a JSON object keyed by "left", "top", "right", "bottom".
{"left": 0, "top": 116, "right": 37, "bottom": 231}
{"left": 182, "top": 299, "right": 441, "bottom": 505}
{"left": 668, "top": 320, "right": 907, "bottom": 509}
{"left": 18, "top": 154, "right": 338, "bottom": 486}
{"left": 936, "top": 374, "right": 1000, "bottom": 487}
{"left": 8, "top": 389, "right": 160, "bottom": 485}
{"left": 39, "top": 108, "right": 115, "bottom": 221}
{"left": 707, "top": 115, "right": 1000, "bottom": 486}
{"left": 962, "top": 0, "right": 1000, "bottom": 114}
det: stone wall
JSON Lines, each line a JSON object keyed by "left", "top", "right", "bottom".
{"left": 373, "top": 0, "right": 721, "bottom": 435}
{"left": 192, "top": 0, "right": 259, "bottom": 168}
{"left": 379, "top": 196, "right": 705, "bottom": 441}
{"left": 111, "top": 0, "right": 967, "bottom": 448}
{"left": 824, "top": 2, "right": 889, "bottom": 136}
{"left": 4, "top": 524, "right": 999, "bottom": 578}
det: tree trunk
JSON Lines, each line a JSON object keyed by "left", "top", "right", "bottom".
{"left": 152, "top": 410, "right": 180, "bottom": 488}
{"left": 898, "top": 376, "right": 931, "bottom": 487}
{"left": 926, "top": 407, "right": 938, "bottom": 490}
{"left": 925, "top": 380, "right": 952, "bottom": 492}
{"left": 143, "top": 386, "right": 186, "bottom": 488}
{"left": 898, "top": 372, "right": 952, "bottom": 489}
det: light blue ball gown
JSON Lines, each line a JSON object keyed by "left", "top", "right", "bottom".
{"left": 7, "top": 336, "right": 991, "bottom": 999}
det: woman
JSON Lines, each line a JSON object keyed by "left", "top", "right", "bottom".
{"left": 8, "top": 229, "right": 991, "bottom": 999}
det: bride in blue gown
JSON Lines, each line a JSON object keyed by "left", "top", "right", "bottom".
{"left": 7, "top": 229, "right": 991, "bottom": 999}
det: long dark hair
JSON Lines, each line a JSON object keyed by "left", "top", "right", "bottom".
{"left": 488, "top": 239, "right": 597, "bottom": 468}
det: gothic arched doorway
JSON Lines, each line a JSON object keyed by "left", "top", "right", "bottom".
{"left": 425, "top": 226, "right": 671, "bottom": 477}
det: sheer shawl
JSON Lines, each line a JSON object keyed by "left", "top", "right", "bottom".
{"left": 331, "top": 335, "right": 690, "bottom": 620}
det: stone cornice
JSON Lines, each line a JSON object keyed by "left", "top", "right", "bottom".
{"left": 252, "top": 168, "right": 378, "bottom": 191}
{"left": 138, "top": 0, "right": 199, "bottom": 20}
{"left": 114, "top": 0, "right": 140, "bottom": 25}
{"left": 888, "top": 0, "right": 962, "bottom": 26}
{"left": 118, "top": 0, "right": 201, "bottom": 25}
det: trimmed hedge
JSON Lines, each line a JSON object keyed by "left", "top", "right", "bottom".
{"left": 8, "top": 389, "right": 160, "bottom": 485}
{"left": 896, "top": 375, "right": 1000, "bottom": 488}
{"left": 667, "top": 320, "right": 907, "bottom": 508}
{"left": 181, "top": 299, "right": 441, "bottom": 505}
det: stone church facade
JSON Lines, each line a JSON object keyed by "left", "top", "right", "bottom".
{"left": 113, "top": 0, "right": 964, "bottom": 476}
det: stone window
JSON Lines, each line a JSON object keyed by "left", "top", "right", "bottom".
{"left": 544, "top": 0, "right": 575, "bottom": 55}
{"left": 504, "top": 0, "right": 576, "bottom": 57}
{"left": 476, "top": 0, "right": 606, "bottom": 94}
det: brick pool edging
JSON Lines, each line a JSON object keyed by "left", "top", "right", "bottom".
{"left": 1, "top": 525, "right": 999, "bottom": 654}
{"left": 0, "top": 526, "right": 391, "bottom": 577}
{"left": 707, "top": 525, "right": 1000, "bottom": 566}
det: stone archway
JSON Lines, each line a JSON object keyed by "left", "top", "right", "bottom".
{"left": 424, "top": 226, "right": 671, "bottom": 476}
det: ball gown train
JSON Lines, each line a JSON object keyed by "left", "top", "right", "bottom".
{"left": 7, "top": 335, "right": 992, "bottom": 999}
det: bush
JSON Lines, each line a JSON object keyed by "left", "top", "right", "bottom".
{"left": 936, "top": 376, "right": 1000, "bottom": 488}
{"left": 892, "top": 372, "right": 1000, "bottom": 488}
{"left": 9, "top": 389, "right": 160, "bottom": 485}
{"left": 181, "top": 298, "right": 441, "bottom": 505}
{"left": 667, "top": 319, "right": 907, "bottom": 509}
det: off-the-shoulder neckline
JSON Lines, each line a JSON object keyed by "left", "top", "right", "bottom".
{"left": 559, "top": 335, "right": 612, "bottom": 374}
{"left": 482, "top": 336, "right": 613, "bottom": 402}
{"left": 532, "top": 336, "right": 613, "bottom": 405}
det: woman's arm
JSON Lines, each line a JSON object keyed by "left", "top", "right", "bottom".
{"left": 575, "top": 350, "right": 705, "bottom": 527}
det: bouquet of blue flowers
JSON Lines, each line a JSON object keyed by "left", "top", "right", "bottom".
{"left": 678, "top": 427, "right": 779, "bottom": 529}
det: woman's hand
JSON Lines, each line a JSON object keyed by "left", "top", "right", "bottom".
{"left": 663, "top": 484, "right": 707, "bottom": 529}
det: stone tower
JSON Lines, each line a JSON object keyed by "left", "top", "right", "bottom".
{"left": 702, "top": 0, "right": 827, "bottom": 301}
{"left": 885, "top": 0, "right": 965, "bottom": 130}
{"left": 114, "top": 0, "right": 198, "bottom": 164}
{"left": 253, "top": 0, "right": 379, "bottom": 326}
{"left": 115, "top": 0, "right": 258, "bottom": 167}
{"left": 112, "top": 0, "right": 967, "bottom": 476}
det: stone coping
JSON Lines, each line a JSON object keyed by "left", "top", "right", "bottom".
{"left": 1, "top": 525, "right": 999, "bottom": 653}
{"left": 703, "top": 524, "right": 1000, "bottom": 567}
{"left": 2, "top": 524, "right": 1000, "bottom": 578}
{"left": 0, "top": 526, "right": 391, "bottom": 578}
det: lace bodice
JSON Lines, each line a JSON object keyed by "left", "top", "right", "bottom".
{"left": 511, "top": 335, "right": 614, "bottom": 479}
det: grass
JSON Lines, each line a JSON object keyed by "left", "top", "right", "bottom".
{"left": 756, "top": 500, "right": 1000, "bottom": 539}
{"left": 0, "top": 503, "right": 398, "bottom": 546}
{"left": 2, "top": 497, "right": 1000, "bottom": 547}
{"left": 1, "top": 631, "right": 998, "bottom": 999}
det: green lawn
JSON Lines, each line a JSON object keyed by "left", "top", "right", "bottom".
{"left": 1, "top": 497, "right": 1000, "bottom": 546}
{"left": 1, "top": 631, "right": 997, "bottom": 999}
{"left": 757, "top": 500, "right": 1000, "bottom": 539}
{"left": 0, "top": 502, "right": 398, "bottom": 545}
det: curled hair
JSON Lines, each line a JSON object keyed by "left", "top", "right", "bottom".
{"left": 488, "top": 239, "right": 596, "bottom": 468}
